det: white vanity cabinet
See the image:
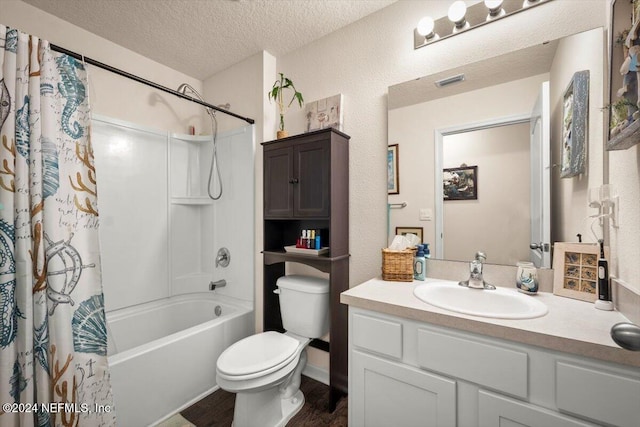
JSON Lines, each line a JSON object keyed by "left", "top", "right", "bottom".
{"left": 348, "top": 307, "right": 640, "bottom": 427}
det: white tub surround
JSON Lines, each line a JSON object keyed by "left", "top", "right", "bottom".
{"left": 341, "top": 277, "right": 639, "bottom": 369}
{"left": 107, "top": 293, "right": 253, "bottom": 426}
{"left": 343, "top": 278, "right": 640, "bottom": 427}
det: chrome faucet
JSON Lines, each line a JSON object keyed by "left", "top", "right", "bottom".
{"left": 209, "top": 279, "right": 227, "bottom": 291}
{"left": 459, "top": 251, "right": 495, "bottom": 290}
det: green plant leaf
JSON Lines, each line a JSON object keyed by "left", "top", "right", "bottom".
{"left": 268, "top": 73, "right": 304, "bottom": 131}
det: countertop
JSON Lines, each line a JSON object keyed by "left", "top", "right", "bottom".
{"left": 340, "top": 277, "right": 640, "bottom": 368}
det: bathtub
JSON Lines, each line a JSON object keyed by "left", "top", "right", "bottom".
{"left": 106, "top": 293, "right": 253, "bottom": 426}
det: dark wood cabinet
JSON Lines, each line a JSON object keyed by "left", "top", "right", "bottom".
{"left": 264, "top": 137, "right": 331, "bottom": 219}
{"left": 262, "top": 128, "right": 349, "bottom": 411}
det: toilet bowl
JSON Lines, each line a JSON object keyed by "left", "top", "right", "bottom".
{"left": 215, "top": 275, "right": 330, "bottom": 427}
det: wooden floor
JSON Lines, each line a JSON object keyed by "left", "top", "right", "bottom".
{"left": 181, "top": 376, "right": 348, "bottom": 427}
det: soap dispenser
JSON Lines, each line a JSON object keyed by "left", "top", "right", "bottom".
{"left": 414, "top": 244, "right": 426, "bottom": 281}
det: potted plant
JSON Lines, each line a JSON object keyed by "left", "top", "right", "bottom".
{"left": 268, "top": 72, "right": 304, "bottom": 139}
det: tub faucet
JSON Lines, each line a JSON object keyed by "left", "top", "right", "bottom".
{"left": 459, "top": 251, "right": 495, "bottom": 290}
{"left": 210, "top": 279, "right": 226, "bottom": 291}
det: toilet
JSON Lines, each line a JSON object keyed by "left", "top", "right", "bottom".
{"left": 216, "top": 275, "right": 330, "bottom": 427}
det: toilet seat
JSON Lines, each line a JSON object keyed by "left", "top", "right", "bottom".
{"left": 217, "top": 332, "right": 300, "bottom": 381}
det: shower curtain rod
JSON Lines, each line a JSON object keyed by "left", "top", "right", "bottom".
{"left": 50, "top": 43, "right": 255, "bottom": 125}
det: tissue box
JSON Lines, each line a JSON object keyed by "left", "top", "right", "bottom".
{"left": 381, "top": 248, "right": 416, "bottom": 282}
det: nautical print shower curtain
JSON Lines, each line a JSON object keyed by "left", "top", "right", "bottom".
{"left": 0, "top": 26, "right": 116, "bottom": 426}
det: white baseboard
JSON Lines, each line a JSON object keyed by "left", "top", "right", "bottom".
{"left": 303, "top": 363, "right": 329, "bottom": 385}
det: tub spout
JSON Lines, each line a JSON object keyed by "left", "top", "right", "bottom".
{"left": 210, "top": 279, "right": 226, "bottom": 291}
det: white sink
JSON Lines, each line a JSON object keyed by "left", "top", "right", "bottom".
{"left": 413, "top": 280, "right": 548, "bottom": 319}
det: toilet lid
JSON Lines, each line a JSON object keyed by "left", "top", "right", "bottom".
{"left": 217, "top": 331, "right": 300, "bottom": 377}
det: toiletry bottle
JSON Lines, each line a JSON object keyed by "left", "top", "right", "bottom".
{"left": 414, "top": 244, "right": 426, "bottom": 281}
{"left": 310, "top": 230, "right": 316, "bottom": 249}
{"left": 315, "top": 230, "right": 321, "bottom": 250}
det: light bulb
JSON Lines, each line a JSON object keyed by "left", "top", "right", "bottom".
{"left": 417, "top": 16, "right": 435, "bottom": 39}
{"left": 484, "top": 0, "right": 503, "bottom": 9}
{"left": 448, "top": 1, "right": 467, "bottom": 26}
{"left": 485, "top": 0, "right": 505, "bottom": 20}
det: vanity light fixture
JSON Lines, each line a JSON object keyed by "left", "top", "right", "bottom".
{"left": 434, "top": 73, "right": 466, "bottom": 88}
{"left": 414, "top": 0, "right": 552, "bottom": 49}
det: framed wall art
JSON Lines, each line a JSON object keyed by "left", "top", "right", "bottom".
{"left": 443, "top": 165, "right": 477, "bottom": 200}
{"left": 552, "top": 242, "right": 606, "bottom": 302}
{"left": 305, "top": 93, "right": 343, "bottom": 132}
{"left": 560, "top": 70, "right": 589, "bottom": 178}
{"left": 388, "top": 144, "right": 399, "bottom": 195}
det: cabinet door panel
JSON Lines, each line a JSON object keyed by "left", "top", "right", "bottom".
{"left": 264, "top": 146, "right": 293, "bottom": 218}
{"left": 294, "top": 140, "right": 330, "bottom": 217}
{"left": 479, "top": 390, "right": 597, "bottom": 427}
{"left": 418, "top": 327, "right": 528, "bottom": 398}
{"left": 556, "top": 361, "right": 640, "bottom": 427}
{"left": 351, "top": 351, "right": 456, "bottom": 427}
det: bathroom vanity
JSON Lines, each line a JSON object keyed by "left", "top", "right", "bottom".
{"left": 341, "top": 278, "right": 640, "bottom": 427}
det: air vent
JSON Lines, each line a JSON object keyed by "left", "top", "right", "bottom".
{"left": 434, "top": 73, "right": 465, "bottom": 88}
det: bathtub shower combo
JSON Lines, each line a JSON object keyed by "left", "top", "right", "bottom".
{"left": 92, "top": 114, "right": 255, "bottom": 425}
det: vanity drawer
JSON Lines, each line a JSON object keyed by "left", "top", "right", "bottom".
{"left": 556, "top": 361, "right": 640, "bottom": 427}
{"left": 352, "top": 313, "right": 402, "bottom": 359}
{"left": 417, "top": 328, "right": 528, "bottom": 398}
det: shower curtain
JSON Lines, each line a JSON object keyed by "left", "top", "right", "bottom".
{"left": 0, "top": 26, "right": 115, "bottom": 427}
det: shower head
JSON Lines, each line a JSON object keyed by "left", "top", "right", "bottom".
{"left": 177, "top": 83, "right": 204, "bottom": 101}
{"left": 176, "top": 83, "right": 214, "bottom": 117}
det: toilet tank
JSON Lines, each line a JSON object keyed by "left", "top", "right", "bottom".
{"left": 276, "top": 275, "right": 330, "bottom": 339}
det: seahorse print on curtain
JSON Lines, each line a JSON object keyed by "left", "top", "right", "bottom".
{"left": 55, "top": 55, "right": 85, "bottom": 139}
{"left": 15, "top": 95, "right": 29, "bottom": 157}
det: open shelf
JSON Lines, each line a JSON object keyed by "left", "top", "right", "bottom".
{"left": 171, "top": 197, "right": 214, "bottom": 205}
{"left": 263, "top": 250, "right": 349, "bottom": 274}
{"left": 608, "top": 119, "right": 640, "bottom": 150}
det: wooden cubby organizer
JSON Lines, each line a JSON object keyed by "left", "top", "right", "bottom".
{"left": 262, "top": 128, "right": 349, "bottom": 411}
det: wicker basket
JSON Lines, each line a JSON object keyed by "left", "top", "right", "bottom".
{"left": 381, "top": 248, "right": 416, "bottom": 282}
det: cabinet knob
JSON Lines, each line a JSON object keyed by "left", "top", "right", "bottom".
{"left": 289, "top": 178, "right": 299, "bottom": 184}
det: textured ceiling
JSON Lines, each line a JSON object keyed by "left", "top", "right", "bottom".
{"left": 22, "top": 0, "right": 396, "bottom": 80}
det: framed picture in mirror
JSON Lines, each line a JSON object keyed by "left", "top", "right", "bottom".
{"left": 395, "top": 226, "right": 423, "bottom": 242}
{"left": 560, "top": 70, "right": 589, "bottom": 178}
{"left": 443, "top": 166, "right": 477, "bottom": 200}
{"left": 388, "top": 144, "right": 399, "bottom": 194}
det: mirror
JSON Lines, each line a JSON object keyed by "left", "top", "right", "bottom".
{"left": 388, "top": 27, "right": 605, "bottom": 267}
